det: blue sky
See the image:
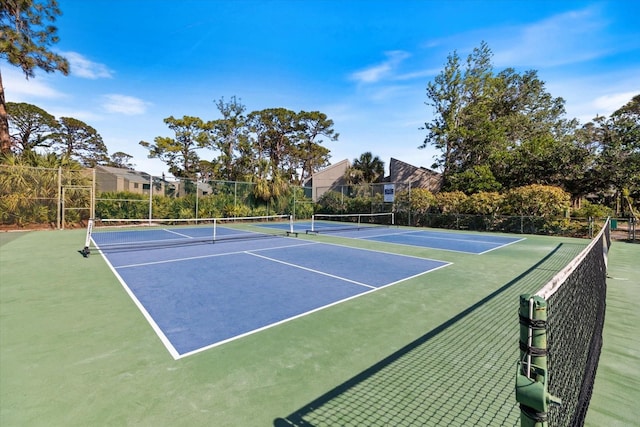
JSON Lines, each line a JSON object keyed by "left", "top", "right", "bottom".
{"left": 3, "top": 0, "right": 639, "bottom": 177}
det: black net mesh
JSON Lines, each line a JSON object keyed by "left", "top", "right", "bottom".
{"left": 544, "top": 226, "right": 609, "bottom": 426}
{"left": 276, "top": 243, "right": 585, "bottom": 426}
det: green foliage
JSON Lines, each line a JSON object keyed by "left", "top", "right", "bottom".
{"left": 422, "top": 41, "right": 584, "bottom": 192}
{"left": 0, "top": 0, "right": 70, "bottom": 78}
{"left": 571, "top": 201, "right": 614, "bottom": 219}
{"left": 139, "top": 115, "right": 211, "bottom": 178}
{"left": 400, "top": 188, "right": 436, "bottom": 215}
{"left": 95, "top": 192, "right": 149, "bottom": 219}
{"left": 52, "top": 117, "right": 108, "bottom": 167}
{"left": 446, "top": 165, "right": 502, "bottom": 194}
{"left": 316, "top": 191, "right": 345, "bottom": 214}
{"left": 463, "top": 191, "right": 504, "bottom": 215}
{"left": 435, "top": 191, "right": 468, "bottom": 214}
{"left": 347, "top": 152, "right": 385, "bottom": 184}
{"left": 0, "top": 152, "right": 90, "bottom": 226}
{"left": 6, "top": 102, "right": 58, "bottom": 152}
{"left": 502, "top": 184, "right": 570, "bottom": 217}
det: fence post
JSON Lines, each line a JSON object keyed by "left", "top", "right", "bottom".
{"left": 91, "top": 168, "right": 96, "bottom": 220}
{"left": 148, "top": 174, "right": 153, "bottom": 223}
{"left": 57, "top": 167, "right": 62, "bottom": 229}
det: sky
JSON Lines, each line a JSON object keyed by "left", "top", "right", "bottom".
{"left": 2, "top": 0, "right": 639, "bottom": 177}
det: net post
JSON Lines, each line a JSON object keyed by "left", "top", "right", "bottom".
{"left": 213, "top": 218, "right": 217, "bottom": 242}
{"left": 516, "top": 294, "right": 561, "bottom": 427}
{"left": 311, "top": 214, "right": 316, "bottom": 232}
{"left": 289, "top": 214, "right": 294, "bottom": 235}
{"left": 81, "top": 218, "right": 94, "bottom": 257}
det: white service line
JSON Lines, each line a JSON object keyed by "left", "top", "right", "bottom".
{"left": 245, "top": 251, "right": 377, "bottom": 290}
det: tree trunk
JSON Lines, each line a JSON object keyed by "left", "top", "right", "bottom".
{"left": 0, "top": 70, "right": 12, "bottom": 153}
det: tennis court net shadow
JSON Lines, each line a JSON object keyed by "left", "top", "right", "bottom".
{"left": 274, "top": 243, "right": 581, "bottom": 427}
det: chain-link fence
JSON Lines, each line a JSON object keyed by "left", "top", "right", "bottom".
{"left": 2, "top": 165, "right": 637, "bottom": 241}
{"left": 313, "top": 182, "right": 410, "bottom": 215}
{"left": 93, "top": 168, "right": 314, "bottom": 221}
{"left": 0, "top": 164, "right": 93, "bottom": 228}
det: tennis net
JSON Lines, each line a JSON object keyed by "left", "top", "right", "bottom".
{"left": 517, "top": 218, "right": 610, "bottom": 426}
{"left": 81, "top": 214, "right": 293, "bottom": 255}
{"left": 307, "top": 212, "right": 395, "bottom": 234}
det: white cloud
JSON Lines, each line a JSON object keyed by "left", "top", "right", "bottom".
{"left": 395, "top": 68, "right": 440, "bottom": 81}
{"left": 102, "top": 94, "right": 150, "bottom": 115}
{"left": 350, "top": 51, "right": 411, "bottom": 84}
{"left": 63, "top": 51, "right": 114, "bottom": 79}
{"left": 492, "top": 6, "right": 611, "bottom": 68}
{"left": 47, "top": 108, "right": 101, "bottom": 123}
{"left": 546, "top": 67, "right": 640, "bottom": 124}
{"left": 1, "top": 66, "right": 65, "bottom": 100}
{"left": 592, "top": 91, "right": 637, "bottom": 114}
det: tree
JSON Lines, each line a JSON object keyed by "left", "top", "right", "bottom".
{"left": 108, "top": 151, "right": 135, "bottom": 169}
{"left": 0, "top": 150, "right": 86, "bottom": 226}
{"left": 293, "top": 111, "right": 338, "bottom": 184}
{"left": 0, "top": 0, "right": 70, "bottom": 153}
{"left": 579, "top": 94, "right": 640, "bottom": 213}
{"left": 447, "top": 165, "right": 502, "bottom": 194}
{"left": 51, "top": 117, "right": 108, "bottom": 167}
{"left": 139, "top": 115, "right": 210, "bottom": 178}
{"left": 6, "top": 101, "right": 57, "bottom": 152}
{"left": 349, "top": 151, "right": 385, "bottom": 183}
{"left": 422, "top": 42, "right": 582, "bottom": 192}
{"left": 420, "top": 48, "right": 463, "bottom": 176}
{"left": 208, "top": 96, "right": 248, "bottom": 181}
{"left": 247, "top": 108, "right": 298, "bottom": 178}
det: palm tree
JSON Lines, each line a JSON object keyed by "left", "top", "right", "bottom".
{"left": 350, "top": 152, "right": 385, "bottom": 183}
{"left": 0, "top": 152, "right": 89, "bottom": 226}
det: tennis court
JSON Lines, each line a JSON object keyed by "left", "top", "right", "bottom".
{"left": 306, "top": 225, "right": 524, "bottom": 254}
{"left": 263, "top": 216, "right": 525, "bottom": 254}
{"left": 1, "top": 224, "right": 638, "bottom": 426}
{"left": 92, "top": 224, "right": 450, "bottom": 358}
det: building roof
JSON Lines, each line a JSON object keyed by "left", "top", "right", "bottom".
{"left": 95, "top": 165, "right": 150, "bottom": 184}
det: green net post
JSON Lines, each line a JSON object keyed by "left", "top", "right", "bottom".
{"left": 516, "top": 294, "right": 561, "bottom": 427}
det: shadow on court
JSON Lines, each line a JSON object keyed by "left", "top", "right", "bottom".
{"left": 274, "top": 243, "right": 580, "bottom": 427}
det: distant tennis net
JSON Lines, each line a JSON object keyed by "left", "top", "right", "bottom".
{"left": 307, "top": 212, "right": 395, "bottom": 234}
{"left": 82, "top": 214, "right": 293, "bottom": 255}
{"left": 517, "top": 218, "right": 610, "bottom": 426}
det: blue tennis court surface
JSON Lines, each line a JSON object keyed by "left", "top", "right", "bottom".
{"left": 268, "top": 222, "right": 525, "bottom": 254}
{"left": 95, "top": 231, "right": 450, "bottom": 359}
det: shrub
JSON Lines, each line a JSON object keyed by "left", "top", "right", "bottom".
{"left": 503, "top": 185, "right": 570, "bottom": 217}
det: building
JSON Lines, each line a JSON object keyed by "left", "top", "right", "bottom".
{"left": 304, "top": 159, "right": 351, "bottom": 202}
{"left": 303, "top": 157, "right": 442, "bottom": 202}
{"left": 387, "top": 158, "right": 442, "bottom": 192}
{"left": 95, "top": 165, "right": 154, "bottom": 194}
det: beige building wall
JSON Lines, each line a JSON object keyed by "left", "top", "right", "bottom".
{"left": 95, "top": 165, "right": 152, "bottom": 195}
{"left": 389, "top": 158, "right": 442, "bottom": 192}
{"left": 308, "top": 159, "right": 350, "bottom": 201}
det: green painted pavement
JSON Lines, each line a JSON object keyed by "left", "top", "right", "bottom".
{"left": 0, "top": 228, "right": 636, "bottom": 426}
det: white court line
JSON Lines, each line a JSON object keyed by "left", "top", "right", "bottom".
{"left": 177, "top": 256, "right": 451, "bottom": 359}
{"left": 246, "top": 251, "right": 377, "bottom": 290}
{"left": 477, "top": 237, "right": 526, "bottom": 255}
{"left": 98, "top": 235, "right": 452, "bottom": 360}
{"left": 162, "top": 228, "right": 194, "bottom": 238}
{"left": 115, "top": 241, "right": 319, "bottom": 269}
{"left": 327, "top": 229, "right": 525, "bottom": 254}
{"left": 95, "top": 245, "right": 181, "bottom": 360}
{"left": 364, "top": 229, "right": 521, "bottom": 245}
